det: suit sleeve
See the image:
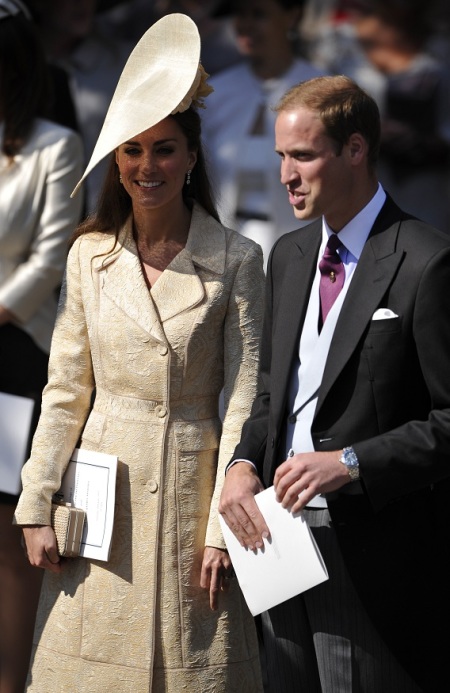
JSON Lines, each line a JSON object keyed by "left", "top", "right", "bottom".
{"left": 354, "top": 244, "right": 450, "bottom": 511}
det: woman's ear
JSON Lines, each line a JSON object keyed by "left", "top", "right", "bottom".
{"left": 188, "top": 149, "right": 198, "bottom": 171}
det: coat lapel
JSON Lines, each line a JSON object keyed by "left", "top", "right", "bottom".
{"left": 150, "top": 203, "right": 226, "bottom": 322}
{"left": 316, "top": 198, "right": 405, "bottom": 414}
{"left": 97, "top": 219, "right": 168, "bottom": 344}
{"left": 97, "top": 204, "right": 226, "bottom": 340}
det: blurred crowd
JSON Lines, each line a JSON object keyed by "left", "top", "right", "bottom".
{"left": 24, "top": 0, "right": 450, "bottom": 239}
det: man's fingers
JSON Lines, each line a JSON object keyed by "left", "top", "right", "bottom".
{"left": 222, "top": 501, "right": 269, "bottom": 550}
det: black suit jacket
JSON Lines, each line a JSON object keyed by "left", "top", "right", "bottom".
{"left": 233, "top": 196, "right": 450, "bottom": 690}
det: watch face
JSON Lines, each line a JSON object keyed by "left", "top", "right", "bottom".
{"left": 341, "top": 448, "right": 359, "bottom": 480}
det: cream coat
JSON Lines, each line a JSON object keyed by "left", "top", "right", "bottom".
{"left": 15, "top": 203, "right": 264, "bottom": 692}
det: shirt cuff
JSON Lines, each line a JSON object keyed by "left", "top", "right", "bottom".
{"left": 225, "top": 459, "right": 257, "bottom": 474}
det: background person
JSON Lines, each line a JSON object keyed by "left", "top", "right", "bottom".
{"left": 0, "top": 2, "right": 83, "bottom": 692}
{"left": 202, "top": 0, "right": 324, "bottom": 267}
{"left": 15, "top": 14, "right": 264, "bottom": 692}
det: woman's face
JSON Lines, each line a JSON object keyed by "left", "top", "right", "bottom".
{"left": 115, "top": 117, "right": 197, "bottom": 215}
{"left": 233, "top": 0, "right": 299, "bottom": 60}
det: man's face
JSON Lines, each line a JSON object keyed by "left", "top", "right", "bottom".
{"left": 275, "top": 107, "right": 356, "bottom": 232}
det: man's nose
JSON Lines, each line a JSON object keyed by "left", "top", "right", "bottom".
{"left": 280, "top": 157, "right": 297, "bottom": 185}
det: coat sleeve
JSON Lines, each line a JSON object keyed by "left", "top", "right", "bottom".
{"left": 14, "top": 237, "right": 95, "bottom": 526}
{"left": 204, "top": 240, "right": 265, "bottom": 548}
{"left": 229, "top": 241, "right": 277, "bottom": 476}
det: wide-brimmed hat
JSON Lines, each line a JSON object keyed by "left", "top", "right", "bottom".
{"left": 71, "top": 13, "right": 205, "bottom": 198}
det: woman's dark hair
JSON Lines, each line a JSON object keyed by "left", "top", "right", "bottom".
{"left": 73, "top": 106, "right": 220, "bottom": 242}
{"left": 0, "top": 13, "right": 50, "bottom": 158}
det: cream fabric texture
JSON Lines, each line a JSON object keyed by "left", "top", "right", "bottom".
{"left": 0, "top": 118, "right": 83, "bottom": 351}
{"left": 15, "top": 203, "right": 264, "bottom": 692}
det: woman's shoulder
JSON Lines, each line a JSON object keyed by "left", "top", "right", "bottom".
{"left": 26, "top": 118, "right": 82, "bottom": 150}
{"left": 190, "top": 203, "right": 263, "bottom": 267}
{"left": 69, "top": 228, "right": 118, "bottom": 260}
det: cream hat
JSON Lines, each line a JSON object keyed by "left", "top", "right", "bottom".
{"left": 71, "top": 13, "right": 208, "bottom": 198}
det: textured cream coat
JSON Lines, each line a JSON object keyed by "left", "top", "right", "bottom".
{"left": 15, "top": 203, "right": 264, "bottom": 692}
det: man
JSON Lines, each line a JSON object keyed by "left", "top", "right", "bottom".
{"left": 219, "top": 75, "right": 450, "bottom": 692}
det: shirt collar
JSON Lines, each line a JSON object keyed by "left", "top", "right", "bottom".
{"left": 321, "top": 183, "right": 386, "bottom": 261}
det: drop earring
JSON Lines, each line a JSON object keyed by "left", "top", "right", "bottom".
{"left": 119, "top": 173, "right": 123, "bottom": 184}
{"left": 186, "top": 169, "right": 191, "bottom": 186}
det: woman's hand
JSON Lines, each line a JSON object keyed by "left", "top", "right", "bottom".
{"left": 0, "top": 305, "right": 15, "bottom": 326}
{"left": 22, "top": 526, "right": 62, "bottom": 574}
{"left": 200, "top": 546, "right": 233, "bottom": 611}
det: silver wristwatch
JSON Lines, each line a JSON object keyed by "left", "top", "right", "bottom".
{"left": 339, "top": 446, "right": 360, "bottom": 481}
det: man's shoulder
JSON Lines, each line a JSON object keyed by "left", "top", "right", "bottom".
{"left": 397, "top": 214, "right": 450, "bottom": 253}
{"left": 271, "top": 219, "right": 321, "bottom": 255}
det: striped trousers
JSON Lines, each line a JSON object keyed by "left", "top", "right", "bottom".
{"left": 260, "top": 508, "right": 423, "bottom": 693}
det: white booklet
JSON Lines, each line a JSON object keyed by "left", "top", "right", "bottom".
{"left": 0, "top": 391, "right": 35, "bottom": 495}
{"left": 55, "top": 448, "right": 118, "bottom": 561}
{"left": 219, "top": 485, "right": 329, "bottom": 616}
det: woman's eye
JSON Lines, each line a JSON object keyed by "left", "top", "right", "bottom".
{"left": 157, "top": 147, "right": 174, "bottom": 155}
{"left": 124, "top": 147, "right": 140, "bottom": 156}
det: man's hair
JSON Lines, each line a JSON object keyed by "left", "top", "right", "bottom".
{"left": 275, "top": 75, "right": 381, "bottom": 169}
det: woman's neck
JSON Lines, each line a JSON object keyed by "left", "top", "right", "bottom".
{"left": 132, "top": 202, "right": 191, "bottom": 247}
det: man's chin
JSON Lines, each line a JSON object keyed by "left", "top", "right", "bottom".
{"left": 292, "top": 206, "right": 309, "bottom": 220}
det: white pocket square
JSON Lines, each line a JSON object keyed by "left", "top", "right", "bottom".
{"left": 372, "top": 308, "right": 399, "bottom": 321}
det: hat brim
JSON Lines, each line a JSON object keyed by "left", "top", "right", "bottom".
{"left": 71, "top": 13, "right": 201, "bottom": 198}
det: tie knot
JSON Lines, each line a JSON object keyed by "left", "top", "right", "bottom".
{"left": 324, "top": 233, "right": 342, "bottom": 256}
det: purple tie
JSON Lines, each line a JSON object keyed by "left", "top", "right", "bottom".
{"left": 319, "top": 234, "right": 344, "bottom": 325}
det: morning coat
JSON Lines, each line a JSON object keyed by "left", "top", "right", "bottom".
{"left": 233, "top": 195, "right": 450, "bottom": 690}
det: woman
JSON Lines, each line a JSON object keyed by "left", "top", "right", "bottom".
{"left": 202, "top": 0, "right": 324, "bottom": 266}
{"left": 0, "top": 2, "right": 83, "bottom": 691}
{"left": 15, "top": 14, "right": 264, "bottom": 692}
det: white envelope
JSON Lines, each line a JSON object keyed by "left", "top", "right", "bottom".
{"left": 372, "top": 308, "right": 399, "bottom": 320}
{"left": 0, "top": 391, "right": 34, "bottom": 495}
{"left": 219, "top": 486, "right": 329, "bottom": 616}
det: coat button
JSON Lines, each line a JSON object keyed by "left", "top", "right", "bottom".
{"left": 155, "top": 405, "right": 167, "bottom": 418}
{"left": 159, "top": 345, "right": 168, "bottom": 356}
{"left": 288, "top": 415, "right": 296, "bottom": 424}
{"left": 148, "top": 480, "right": 158, "bottom": 493}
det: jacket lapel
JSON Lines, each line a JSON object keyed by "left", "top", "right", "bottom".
{"left": 271, "top": 223, "right": 321, "bottom": 419}
{"left": 316, "top": 197, "right": 405, "bottom": 413}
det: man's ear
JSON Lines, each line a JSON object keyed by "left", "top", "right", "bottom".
{"left": 348, "top": 133, "right": 366, "bottom": 164}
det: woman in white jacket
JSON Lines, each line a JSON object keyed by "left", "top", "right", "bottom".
{"left": 0, "top": 2, "right": 83, "bottom": 690}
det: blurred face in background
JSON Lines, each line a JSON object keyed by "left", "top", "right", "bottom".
{"left": 232, "top": 0, "right": 300, "bottom": 60}
{"left": 35, "top": 0, "right": 97, "bottom": 41}
{"left": 353, "top": 13, "right": 416, "bottom": 74}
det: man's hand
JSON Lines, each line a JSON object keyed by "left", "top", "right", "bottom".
{"left": 274, "top": 450, "right": 351, "bottom": 513}
{"left": 200, "top": 546, "right": 233, "bottom": 611}
{"left": 22, "top": 526, "right": 62, "bottom": 574}
{"left": 219, "top": 462, "right": 269, "bottom": 550}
